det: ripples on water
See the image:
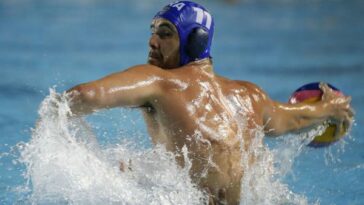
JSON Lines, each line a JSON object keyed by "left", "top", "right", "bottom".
{"left": 15, "top": 89, "right": 336, "bottom": 204}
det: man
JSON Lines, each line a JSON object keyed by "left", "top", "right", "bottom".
{"left": 67, "top": 1, "right": 353, "bottom": 204}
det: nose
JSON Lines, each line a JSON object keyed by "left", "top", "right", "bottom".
{"left": 149, "top": 34, "right": 159, "bottom": 50}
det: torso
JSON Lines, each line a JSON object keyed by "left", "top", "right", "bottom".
{"left": 141, "top": 62, "right": 267, "bottom": 204}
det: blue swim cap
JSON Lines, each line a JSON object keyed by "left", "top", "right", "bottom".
{"left": 154, "top": 1, "right": 214, "bottom": 66}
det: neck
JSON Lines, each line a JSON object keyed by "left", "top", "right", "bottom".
{"left": 188, "top": 58, "right": 214, "bottom": 73}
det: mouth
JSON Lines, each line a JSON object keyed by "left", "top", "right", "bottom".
{"left": 148, "top": 51, "right": 162, "bottom": 63}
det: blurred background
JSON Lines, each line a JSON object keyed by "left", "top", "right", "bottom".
{"left": 0, "top": 0, "right": 363, "bottom": 204}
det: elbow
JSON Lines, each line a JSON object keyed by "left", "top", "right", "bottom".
{"left": 68, "top": 84, "right": 97, "bottom": 103}
{"left": 67, "top": 84, "right": 98, "bottom": 115}
{"left": 72, "top": 84, "right": 97, "bottom": 100}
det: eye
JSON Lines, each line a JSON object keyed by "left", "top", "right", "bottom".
{"left": 150, "top": 25, "right": 157, "bottom": 35}
{"left": 157, "top": 30, "right": 172, "bottom": 39}
{"left": 150, "top": 28, "right": 155, "bottom": 35}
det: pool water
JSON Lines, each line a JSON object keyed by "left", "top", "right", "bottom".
{"left": 0, "top": 0, "right": 363, "bottom": 204}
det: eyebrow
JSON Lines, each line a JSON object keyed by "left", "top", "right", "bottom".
{"left": 150, "top": 23, "right": 176, "bottom": 32}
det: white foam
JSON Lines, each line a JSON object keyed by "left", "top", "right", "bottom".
{"left": 18, "top": 88, "right": 321, "bottom": 204}
{"left": 19, "top": 89, "right": 206, "bottom": 205}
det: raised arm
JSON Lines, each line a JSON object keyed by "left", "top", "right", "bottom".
{"left": 66, "top": 64, "right": 165, "bottom": 115}
{"left": 262, "top": 83, "right": 354, "bottom": 137}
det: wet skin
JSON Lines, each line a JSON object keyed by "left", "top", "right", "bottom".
{"left": 148, "top": 19, "right": 180, "bottom": 69}
{"left": 67, "top": 18, "right": 354, "bottom": 204}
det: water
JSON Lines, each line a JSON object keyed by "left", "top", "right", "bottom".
{"left": 1, "top": 0, "right": 363, "bottom": 204}
{"left": 17, "top": 90, "right": 205, "bottom": 204}
{"left": 17, "top": 89, "right": 310, "bottom": 204}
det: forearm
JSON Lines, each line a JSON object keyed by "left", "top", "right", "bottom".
{"left": 263, "top": 83, "right": 353, "bottom": 137}
{"left": 282, "top": 101, "right": 330, "bottom": 123}
{"left": 265, "top": 101, "right": 332, "bottom": 136}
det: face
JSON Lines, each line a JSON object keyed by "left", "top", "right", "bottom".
{"left": 148, "top": 18, "right": 180, "bottom": 69}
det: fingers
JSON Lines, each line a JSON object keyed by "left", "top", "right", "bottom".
{"left": 344, "top": 107, "right": 354, "bottom": 130}
{"left": 346, "top": 96, "right": 352, "bottom": 103}
{"left": 319, "top": 82, "right": 332, "bottom": 93}
{"left": 319, "top": 82, "right": 334, "bottom": 101}
{"left": 333, "top": 110, "right": 354, "bottom": 139}
{"left": 339, "top": 97, "right": 352, "bottom": 113}
{"left": 319, "top": 82, "right": 329, "bottom": 91}
{"left": 319, "top": 82, "right": 355, "bottom": 138}
{"left": 333, "top": 118, "right": 346, "bottom": 139}
{"left": 320, "top": 84, "right": 352, "bottom": 111}
{"left": 343, "top": 118, "right": 351, "bottom": 134}
{"left": 334, "top": 121, "right": 344, "bottom": 139}
{"left": 348, "top": 107, "right": 355, "bottom": 118}
{"left": 336, "top": 96, "right": 352, "bottom": 110}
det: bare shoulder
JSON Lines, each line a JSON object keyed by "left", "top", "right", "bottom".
{"left": 122, "top": 64, "right": 168, "bottom": 76}
{"left": 216, "top": 76, "right": 266, "bottom": 95}
{"left": 238, "top": 80, "right": 271, "bottom": 101}
{"left": 101, "top": 64, "right": 175, "bottom": 83}
{"left": 234, "top": 80, "right": 266, "bottom": 94}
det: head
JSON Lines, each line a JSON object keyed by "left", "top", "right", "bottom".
{"left": 148, "top": 1, "right": 214, "bottom": 69}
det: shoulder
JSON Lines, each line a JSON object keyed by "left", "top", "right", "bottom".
{"left": 115, "top": 64, "right": 175, "bottom": 81}
{"left": 235, "top": 80, "right": 264, "bottom": 93}
{"left": 123, "top": 64, "right": 167, "bottom": 75}
{"left": 231, "top": 80, "right": 270, "bottom": 101}
{"left": 217, "top": 77, "right": 266, "bottom": 95}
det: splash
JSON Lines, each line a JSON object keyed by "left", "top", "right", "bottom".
{"left": 239, "top": 127, "right": 312, "bottom": 205}
{"left": 16, "top": 88, "right": 326, "bottom": 205}
{"left": 272, "top": 125, "right": 327, "bottom": 176}
{"left": 18, "top": 89, "right": 206, "bottom": 205}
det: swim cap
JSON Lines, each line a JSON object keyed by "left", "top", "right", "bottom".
{"left": 154, "top": 1, "right": 214, "bottom": 66}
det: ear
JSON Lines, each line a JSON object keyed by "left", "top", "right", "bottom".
{"left": 185, "top": 27, "right": 209, "bottom": 60}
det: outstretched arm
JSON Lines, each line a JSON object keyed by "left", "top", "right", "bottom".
{"left": 263, "top": 83, "right": 354, "bottom": 137}
{"left": 66, "top": 64, "right": 165, "bottom": 115}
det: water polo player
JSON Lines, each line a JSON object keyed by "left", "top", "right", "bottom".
{"left": 66, "top": 1, "right": 354, "bottom": 204}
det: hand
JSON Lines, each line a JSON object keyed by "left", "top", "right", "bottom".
{"left": 320, "top": 83, "right": 355, "bottom": 138}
